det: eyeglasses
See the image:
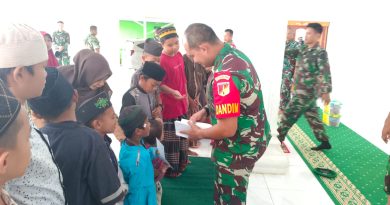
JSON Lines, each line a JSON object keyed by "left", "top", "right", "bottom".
{"left": 138, "top": 123, "right": 148, "bottom": 129}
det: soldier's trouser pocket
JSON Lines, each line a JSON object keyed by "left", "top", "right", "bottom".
{"left": 214, "top": 164, "right": 254, "bottom": 205}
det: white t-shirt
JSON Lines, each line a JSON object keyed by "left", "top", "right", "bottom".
{"left": 5, "top": 126, "right": 66, "bottom": 205}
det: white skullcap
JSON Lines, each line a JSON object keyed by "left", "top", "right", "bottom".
{"left": 0, "top": 23, "right": 48, "bottom": 68}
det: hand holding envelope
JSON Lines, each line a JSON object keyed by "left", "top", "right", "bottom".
{"left": 176, "top": 119, "right": 211, "bottom": 140}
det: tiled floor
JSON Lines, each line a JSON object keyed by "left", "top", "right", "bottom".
{"left": 110, "top": 136, "right": 334, "bottom": 204}
{"left": 188, "top": 139, "right": 334, "bottom": 205}
{"left": 108, "top": 67, "right": 335, "bottom": 205}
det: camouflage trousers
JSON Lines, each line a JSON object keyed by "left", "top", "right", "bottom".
{"left": 384, "top": 156, "right": 390, "bottom": 194}
{"left": 214, "top": 164, "right": 254, "bottom": 205}
{"left": 56, "top": 51, "right": 70, "bottom": 66}
{"left": 277, "top": 93, "right": 329, "bottom": 143}
{"left": 279, "top": 69, "right": 294, "bottom": 111}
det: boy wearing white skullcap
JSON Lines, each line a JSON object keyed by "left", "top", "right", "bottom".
{"left": 0, "top": 23, "right": 66, "bottom": 205}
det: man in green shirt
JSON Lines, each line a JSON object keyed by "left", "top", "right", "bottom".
{"left": 53, "top": 21, "right": 70, "bottom": 65}
{"left": 277, "top": 23, "right": 332, "bottom": 151}
{"left": 182, "top": 23, "right": 271, "bottom": 205}
{"left": 279, "top": 28, "right": 300, "bottom": 113}
{"left": 85, "top": 25, "right": 100, "bottom": 53}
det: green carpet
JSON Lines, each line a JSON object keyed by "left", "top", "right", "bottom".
{"left": 161, "top": 157, "right": 215, "bottom": 205}
{"left": 288, "top": 116, "right": 388, "bottom": 205}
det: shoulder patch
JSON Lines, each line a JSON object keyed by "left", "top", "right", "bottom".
{"left": 212, "top": 71, "right": 240, "bottom": 118}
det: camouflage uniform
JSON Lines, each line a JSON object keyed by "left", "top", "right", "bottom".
{"left": 277, "top": 43, "right": 332, "bottom": 143}
{"left": 52, "top": 31, "right": 70, "bottom": 65}
{"left": 279, "top": 40, "right": 300, "bottom": 111}
{"left": 206, "top": 44, "right": 271, "bottom": 205}
{"left": 85, "top": 34, "right": 100, "bottom": 52}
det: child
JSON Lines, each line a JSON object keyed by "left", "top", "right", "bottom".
{"left": 58, "top": 49, "right": 125, "bottom": 141}
{"left": 27, "top": 68, "right": 125, "bottom": 205}
{"left": 130, "top": 38, "right": 163, "bottom": 88}
{"left": 76, "top": 91, "right": 118, "bottom": 172}
{"left": 122, "top": 61, "right": 166, "bottom": 120}
{"left": 0, "top": 80, "right": 31, "bottom": 205}
{"left": 0, "top": 23, "right": 66, "bottom": 204}
{"left": 119, "top": 105, "right": 159, "bottom": 205}
{"left": 157, "top": 26, "right": 189, "bottom": 177}
{"left": 143, "top": 119, "right": 170, "bottom": 205}
{"left": 40, "top": 32, "right": 59, "bottom": 67}
{"left": 58, "top": 49, "right": 113, "bottom": 101}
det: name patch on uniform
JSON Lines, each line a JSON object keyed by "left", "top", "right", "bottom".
{"left": 213, "top": 71, "right": 240, "bottom": 118}
{"left": 216, "top": 103, "right": 239, "bottom": 115}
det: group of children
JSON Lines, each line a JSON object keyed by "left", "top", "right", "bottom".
{"left": 0, "top": 22, "right": 209, "bottom": 205}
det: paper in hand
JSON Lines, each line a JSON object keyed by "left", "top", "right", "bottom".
{"left": 175, "top": 119, "right": 212, "bottom": 138}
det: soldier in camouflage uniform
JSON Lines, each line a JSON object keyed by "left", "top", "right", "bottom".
{"left": 381, "top": 112, "right": 390, "bottom": 203}
{"left": 53, "top": 21, "right": 70, "bottom": 65}
{"left": 182, "top": 23, "right": 271, "bottom": 205}
{"left": 85, "top": 25, "right": 100, "bottom": 53}
{"left": 279, "top": 29, "right": 300, "bottom": 113}
{"left": 277, "top": 23, "right": 332, "bottom": 151}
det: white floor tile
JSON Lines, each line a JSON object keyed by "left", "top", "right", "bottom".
{"left": 282, "top": 139, "right": 306, "bottom": 167}
{"left": 269, "top": 189, "right": 334, "bottom": 205}
{"left": 111, "top": 132, "right": 334, "bottom": 204}
{"left": 248, "top": 174, "right": 268, "bottom": 189}
{"left": 247, "top": 188, "right": 274, "bottom": 205}
{"left": 264, "top": 163, "right": 324, "bottom": 191}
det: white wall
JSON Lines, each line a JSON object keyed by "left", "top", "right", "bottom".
{"left": 3, "top": 0, "right": 390, "bottom": 152}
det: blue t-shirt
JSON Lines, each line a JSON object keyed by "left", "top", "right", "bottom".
{"left": 41, "top": 121, "right": 124, "bottom": 205}
{"left": 119, "top": 141, "right": 156, "bottom": 204}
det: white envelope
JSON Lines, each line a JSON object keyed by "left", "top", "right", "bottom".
{"left": 174, "top": 119, "right": 212, "bottom": 138}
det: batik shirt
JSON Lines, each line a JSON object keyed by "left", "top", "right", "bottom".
{"left": 183, "top": 54, "right": 207, "bottom": 104}
{"left": 207, "top": 44, "right": 271, "bottom": 170}
{"left": 286, "top": 43, "right": 332, "bottom": 96}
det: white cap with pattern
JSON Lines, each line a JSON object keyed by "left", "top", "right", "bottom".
{"left": 0, "top": 23, "right": 48, "bottom": 68}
